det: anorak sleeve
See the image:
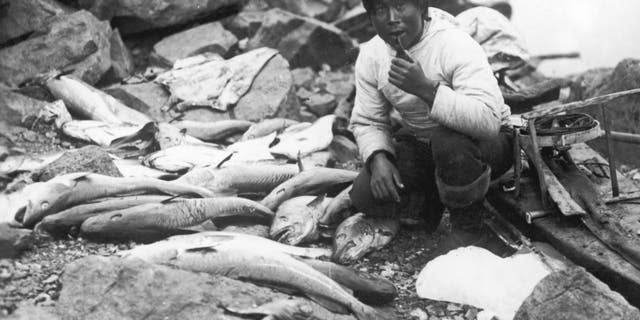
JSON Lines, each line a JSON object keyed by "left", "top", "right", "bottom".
{"left": 429, "top": 30, "right": 504, "bottom": 140}
{"left": 349, "top": 52, "right": 395, "bottom": 163}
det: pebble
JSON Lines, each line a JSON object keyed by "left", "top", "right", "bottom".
{"left": 410, "top": 308, "right": 429, "bottom": 320}
{"left": 61, "top": 141, "right": 71, "bottom": 148}
{"left": 42, "top": 275, "right": 58, "bottom": 285}
{"left": 34, "top": 293, "right": 53, "bottom": 306}
{"left": 0, "top": 269, "right": 11, "bottom": 281}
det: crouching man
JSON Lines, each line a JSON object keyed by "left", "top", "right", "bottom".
{"left": 349, "top": 0, "right": 513, "bottom": 252}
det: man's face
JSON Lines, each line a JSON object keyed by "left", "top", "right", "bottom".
{"left": 368, "top": 0, "right": 425, "bottom": 49}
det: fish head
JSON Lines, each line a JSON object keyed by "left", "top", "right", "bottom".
{"left": 332, "top": 214, "right": 376, "bottom": 265}
{"left": 269, "top": 196, "right": 324, "bottom": 245}
{"left": 21, "top": 181, "right": 74, "bottom": 228}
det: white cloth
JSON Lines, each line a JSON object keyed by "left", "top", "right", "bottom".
{"left": 349, "top": 8, "right": 510, "bottom": 162}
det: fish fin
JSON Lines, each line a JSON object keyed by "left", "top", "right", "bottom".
{"left": 268, "top": 136, "right": 280, "bottom": 148}
{"left": 306, "top": 194, "right": 326, "bottom": 209}
{"left": 296, "top": 152, "right": 304, "bottom": 172}
{"left": 161, "top": 195, "right": 183, "bottom": 204}
{"left": 215, "top": 152, "right": 234, "bottom": 169}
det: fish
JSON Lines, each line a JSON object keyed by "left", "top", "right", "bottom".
{"left": 269, "top": 115, "right": 336, "bottom": 160}
{"left": 45, "top": 74, "right": 151, "bottom": 125}
{"left": 35, "top": 195, "right": 171, "bottom": 237}
{"left": 270, "top": 195, "right": 331, "bottom": 246}
{"left": 220, "top": 224, "right": 270, "bottom": 238}
{"left": 59, "top": 120, "right": 142, "bottom": 146}
{"left": 260, "top": 167, "right": 358, "bottom": 211}
{"left": 222, "top": 299, "right": 313, "bottom": 320}
{"left": 177, "top": 163, "right": 299, "bottom": 195}
{"left": 155, "top": 47, "right": 278, "bottom": 112}
{"left": 171, "top": 119, "right": 252, "bottom": 142}
{"left": 119, "top": 231, "right": 332, "bottom": 262}
{"left": 0, "top": 150, "right": 64, "bottom": 177}
{"left": 80, "top": 197, "right": 274, "bottom": 243}
{"left": 227, "top": 131, "right": 279, "bottom": 163}
{"left": 17, "top": 172, "right": 215, "bottom": 228}
{"left": 240, "top": 118, "right": 302, "bottom": 141}
{"left": 332, "top": 213, "right": 400, "bottom": 265}
{"left": 167, "top": 241, "right": 386, "bottom": 320}
{"left": 329, "top": 135, "right": 360, "bottom": 163}
{"left": 302, "top": 259, "right": 397, "bottom": 306}
{"left": 142, "top": 144, "right": 232, "bottom": 173}
{"left": 319, "top": 185, "right": 354, "bottom": 227}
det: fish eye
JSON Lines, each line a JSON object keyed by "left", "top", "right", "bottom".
{"left": 336, "top": 233, "right": 346, "bottom": 241}
{"left": 278, "top": 216, "right": 288, "bottom": 221}
{"left": 110, "top": 213, "right": 123, "bottom": 221}
{"left": 41, "top": 202, "right": 49, "bottom": 210}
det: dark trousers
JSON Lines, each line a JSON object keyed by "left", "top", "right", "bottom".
{"left": 350, "top": 126, "right": 513, "bottom": 230}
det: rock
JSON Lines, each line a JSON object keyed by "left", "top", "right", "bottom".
{"left": 78, "top": 0, "right": 245, "bottom": 34}
{"left": 5, "top": 302, "right": 60, "bottom": 320}
{"left": 246, "top": 8, "right": 357, "bottom": 69}
{"left": 292, "top": 67, "right": 316, "bottom": 88}
{"left": 263, "top": 0, "right": 344, "bottom": 22}
{"left": 0, "top": 224, "right": 34, "bottom": 259}
{"left": 234, "top": 54, "right": 300, "bottom": 121}
{"left": 57, "top": 256, "right": 354, "bottom": 320}
{"left": 152, "top": 22, "right": 238, "bottom": 67}
{"left": 514, "top": 267, "right": 640, "bottom": 320}
{"left": 305, "top": 92, "right": 337, "bottom": 116}
{"left": 31, "top": 146, "right": 122, "bottom": 182}
{"left": 104, "top": 81, "right": 170, "bottom": 121}
{"left": 314, "top": 67, "right": 355, "bottom": 101}
{"left": 0, "top": 90, "right": 49, "bottom": 127}
{"left": 0, "top": 10, "right": 112, "bottom": 87}
{"left": 297, "top": 87, "right": 314, "bottom": 100}
{"left": 101, "top": 29, "right": 134, "bottom": 84}
{"left": 0, "top": 0, "right": 71, "bottom": 45}
{"left": 299, "top": 108, "right": 318, "bottom": 123}
{"left": 329, "top": 134, "right": 360, "bottom": 163}
{"left": 334, "top": 4, "right": 377, "bottom": 43}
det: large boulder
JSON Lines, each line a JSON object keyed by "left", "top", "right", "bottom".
{"left": 223, "top": 10, "right": 266, "bottom": 39}
{"left": 246, "top": 8, "right": 357, "bottom": 69}
{"left": 0, "top": 0, "right": 71, "bottom": 45}
{"left": 233, "top": 54, "right": 300, "bottom": 121}
{"left": 0, "top": 10, "right": 113, "bottom": 87}
{"left": 0, "top": 90, "right": 50, "bottom": 127}
{"left": 57, "top": 256, "right": 355, "bottom": 320}
{"left": 0, "top": 224, "right": 34, "bottom": 259}
{"left": 334, "top": 4, "right": 376, "bottom": 43}
{"left": 152, "top": 22, "right": 238, "bottom": 67}
{"left": 78, "top": 0, "right": 244, "bottom": 34}
{"left": 101, "top": 29, "right": 135, "bottom": 84}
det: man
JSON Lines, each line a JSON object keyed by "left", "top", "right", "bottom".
{"left": 349, "top": 0, "right": 513, "bottom": 251}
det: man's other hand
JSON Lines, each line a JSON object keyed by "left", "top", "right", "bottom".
{"left": 389, "top": 57, "right": 438, "bottom": 103}
{"left": 370, "top": 153, "right": 404, "bottom": 202}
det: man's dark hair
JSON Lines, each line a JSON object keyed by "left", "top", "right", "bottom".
{"left": 362, "top": 0, "right": 431, "bottom": 20}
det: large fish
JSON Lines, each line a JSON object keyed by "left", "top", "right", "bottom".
{"left": 260, "top": 167, "right": 358, "bottom": 211}
{"left": 270, "top": 195, "right": 331, "bottom": 246}
{"left": 227, "top": 131, "right": 279, "bottom": 163}
{"left": 166, "top": 242, "right": 386, "bottom": 320}
{"left": 269, "top": 115, "right": 336, "bottom": 160}
{"left": 80, "top": 197, "right": 274, "bottom": 242}
{"left": 112, "top": 158, "right": 178, "bottom": 180}
{"left": 332, "top": 213, "right": 400, "bottom": 265}
{"left": 222, "top": 299, "right": 314, "bottom": 320}
{"left": 142, "top": 144, "right": 232, "bottom": 173}
{"left": 319, "top": 185, "right": 354, "bottom": 227}
{"left": 59, "top": 120, "right": 142, "bottom": 146}
{"left": 36, "top": 195, "right": 171, "bottom": 237}
{"left": 177, "top": 163, "right": 299, "bottom": 195}
{"left": 302, "top": 259, "right": 397, "bottom": 306}
{"left": 171, "top": 119, "right": 252, "bottom": 142}
{"left": 119, "top": 231, "right": 332, "bottom": 262}
{"left": 0, "top": 150, "right": 64, "bottom": 177}
{"left": 45, "top": 74, "right": 151, "bottom": 125}
{"left": 17, "top": 172, "right": 214, "bottom": 228}
{"left": 240, "top": 118, "right": 302, "bottom": 141}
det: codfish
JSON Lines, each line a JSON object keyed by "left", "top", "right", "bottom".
{"left": 142, "top": 144, "right": 232, "bottom": 173}
{"left": 332, "top": 213, "right": 400, "bottom": 265}
{"left": 45, "top": 74, "right": 150, "bottom": 125}
{"left": 240, "top": 118, "right": 302, "bottom": 141}
{"left": 80, "top": 197, "right": 274, "bottom": 242}
{"left": 17, "top": 172, "right": 214, "bottom": 228}
{"left": 60, "top": 120, "right": 142, "bottom": 146}
{"left": 167, "top": 242, "right": 386, "bottom": 320}
{"left": 319, "top": 185, "right": 354, "bottom": 227}
{"left": 171, "top": 120, "right": 252, "bottom": 142}
{"left": 260, "top": 167, "right": 358, "bottom": 211}
{"left": 269, "top": 115, "right": 336, "bottom": 160}
{"left": 119, "top": 231, "right": 332, "bottom": 262}
{"left": 270, "top": 195, "right": 331, "bottom": 246}
{"left": 177, "top": 163, "right": 299, "bottom": 195}
{"left": 36, "top": 195, "right": 170, "bottom": 237}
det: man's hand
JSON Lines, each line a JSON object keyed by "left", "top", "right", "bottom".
{"left": 388, "top": 57, "right": 439, "bottom": 103}
{"left": 370, "top": 152, "right": 404, "bottom": 202}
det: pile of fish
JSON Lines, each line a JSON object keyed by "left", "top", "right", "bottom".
{"left": 0, "top": 61, "right": 404, "bottom": 319}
